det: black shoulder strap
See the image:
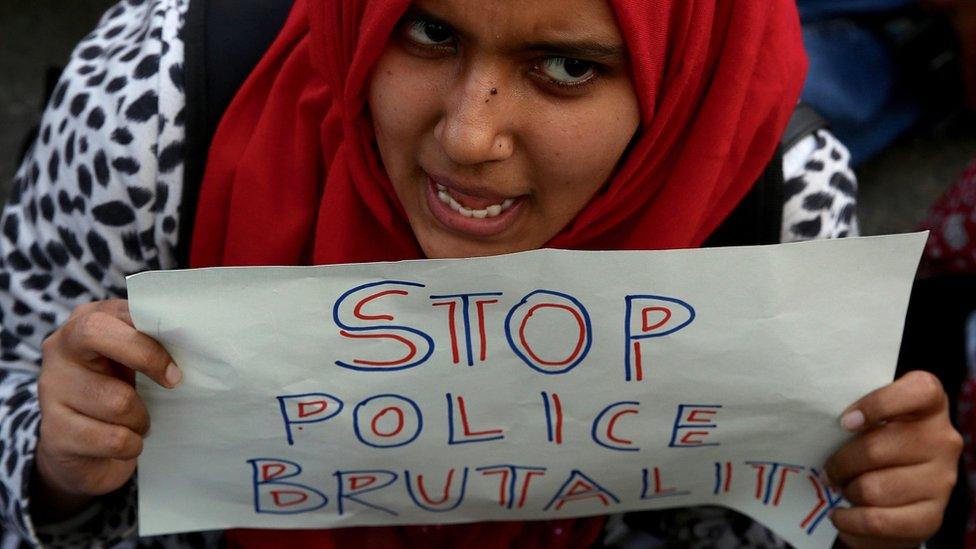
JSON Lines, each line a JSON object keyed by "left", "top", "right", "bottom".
{"left": 178, "top": 0, "right": 295, "bottom": 267}
{"left": 781, "top": 103, "right": 828, "bottom": 152}
{"left": 703, "top": 104, "right": 828, "bottom": 248}
{"left": 701, "top": 147, "right": 786, "bottom": 248}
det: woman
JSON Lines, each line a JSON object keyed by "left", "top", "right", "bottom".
{"left": 3, "top": 0, "right": 955, "bottom": 547}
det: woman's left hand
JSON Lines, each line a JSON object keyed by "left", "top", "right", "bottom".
{"left": 825, "top": 370, "right": 963, "bottom": 548}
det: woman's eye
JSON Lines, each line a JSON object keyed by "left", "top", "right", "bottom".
{"left": 538, "top": 57, "right": 598, "bottom": 86}
{"left": 405, "top": 19, "right": 454, "bottom": 47}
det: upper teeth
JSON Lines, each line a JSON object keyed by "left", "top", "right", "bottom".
{"left": 436, "top": 184, "right": 514, "bottom": 218}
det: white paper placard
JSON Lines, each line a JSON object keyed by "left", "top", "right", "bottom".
{"left": 128, "top": 233, "right": 926, "bottom": 548}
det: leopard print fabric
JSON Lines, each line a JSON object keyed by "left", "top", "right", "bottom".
{"left": 0, "top": 0, "right": 210, "bottom": 547}
{"left": 0, "top": 1, "right": 858, "bottom": 547}
{"left": 781, "top": 129, "right": 860, "bottom": 243}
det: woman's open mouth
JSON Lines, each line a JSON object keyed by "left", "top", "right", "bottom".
{"left": 425, "top": 174, "right": 524, "bottom": 238}
{"left": 435, "top": 183, "right": 515, "bottom": 219}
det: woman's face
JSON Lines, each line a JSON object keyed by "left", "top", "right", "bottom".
{"left": 369, "top": 0, "right": 640, "bottom": 258}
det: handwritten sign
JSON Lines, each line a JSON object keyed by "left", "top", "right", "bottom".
{"left": 128, "top": 233, "right": 926, "bottom": 548}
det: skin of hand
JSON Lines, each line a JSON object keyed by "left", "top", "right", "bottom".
{"left": 33, "top": 299, "right": 180, "bottom": 522}
{"left": 825, "top": 370, "right": 963, "bottom": 548}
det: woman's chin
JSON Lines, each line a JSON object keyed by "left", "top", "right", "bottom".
{"left": 415, "top": 230, "right": 536, "bottom": 260}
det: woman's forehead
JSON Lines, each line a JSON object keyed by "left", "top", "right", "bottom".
{"left": 409, "top": 0, "right": 626, "bottom": 49}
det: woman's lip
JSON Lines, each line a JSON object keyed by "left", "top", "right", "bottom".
{"left": 425, "top": 175, "right": 523, "bottom": 238}
{"left": 428, "top": 174, "right": 513, "bottom": 209}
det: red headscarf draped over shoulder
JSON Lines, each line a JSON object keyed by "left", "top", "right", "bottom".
{"left": 197, "top": 0, "right": 806, "bottom": 546}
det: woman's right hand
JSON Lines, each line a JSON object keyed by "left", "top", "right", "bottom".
{"left": 34, "top": 299, "right": 180, "bottom": 521}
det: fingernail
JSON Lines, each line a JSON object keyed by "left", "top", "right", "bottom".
{"left": 840, "top": 409, "right": 864, "bottom": 431}
{"left": 165, "top": 363, "right": 182, "bottom": 388}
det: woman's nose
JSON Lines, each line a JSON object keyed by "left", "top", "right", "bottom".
{"left": 434, "top": 76, "right": 514, "bottom": 166}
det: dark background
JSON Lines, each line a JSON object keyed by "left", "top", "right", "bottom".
{"left": 0, "top": 0, "right": 116, "bottom": 199}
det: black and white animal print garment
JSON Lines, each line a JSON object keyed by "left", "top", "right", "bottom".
{"left": 0, "top": 1, "right": 857, "bottom": 547}
{"left": 781, "top": 129, "right": 860, "bottom": 243}
{"left": 0, "top": 0, "right": 201, "bottom": 547}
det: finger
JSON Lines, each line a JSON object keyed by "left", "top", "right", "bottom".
{"left": 843, "top": 462, "right": 955, "bottom": 508}
{"left": 840, "top": 371, "right": 947, "bottom": 432}
{"left": 43, "top": 404, "right": 144, "bottom": 460}
{"left": 68, "top": 299, "right": 130, "bottom": 324}
{"left": 825, "top": 422, "right": 931, "bottom": 485}
{"left": 55, "top": 366, "right": 150, "bottom": 435}
{"left": 830, "top": 501, "right": 944, "bottom": 543}
{"left": 59, "top": 300, "right": 145, "bottom": 382}
{"left": 101, "top": 299, "right": 134, "bottom": 325}
{"left": 56, "top": 310, "right": 180, "bottom": 388}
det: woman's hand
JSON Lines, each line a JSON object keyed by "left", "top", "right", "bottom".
{"left": 34, "top": 299, "right": 180, "bottom": 522}
{"left": 825, "top": 370, "right": 963, "bottom": 548}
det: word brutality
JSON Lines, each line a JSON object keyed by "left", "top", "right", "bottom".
{"left": 248, "top": 458, "right": 841, "bottom": 536}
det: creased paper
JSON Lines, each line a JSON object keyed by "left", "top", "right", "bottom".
{"left": 128, "top": 233, "right": 926, "bottom": 548}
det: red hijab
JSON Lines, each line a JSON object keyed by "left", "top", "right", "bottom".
{"left": 194, "top": 0, "right": 807, "bottom": 546}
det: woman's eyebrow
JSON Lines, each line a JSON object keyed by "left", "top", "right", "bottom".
{"left": 403, "top": 6, "right": 459, "bottom": 33}
{"left": 405, "top": 5, "right": 626, "bottom": 63}
{"left": 519, "top": 40, "right": 627, "bottom": 62}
